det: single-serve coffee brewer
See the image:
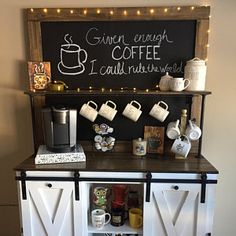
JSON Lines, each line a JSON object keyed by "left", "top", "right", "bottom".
{"left": 42, "top": 106, "right": 77, "bottom": 152}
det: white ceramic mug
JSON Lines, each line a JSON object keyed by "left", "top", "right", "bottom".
{"left": 98, "top": 100, "right": 117, "bottom": 121}
{"left": 185, "top": 120, "right": 202, "bottom": 141}
{"left": 166, "top": 119, "right": 180, "bottom": 139}
{"left": 122, "top": 100, "right": 142, "bottom": 122}
{"left": 149, "top": 101, "right": 169, "bottom": 122}
{"left": 170, "top": 135, "right": 191, "bottom": 158}
{"left": 169, "top": 77, "right": 190, "bottom": 91}
{"left": 91, "top": 209, "right": 111, "bottom": 229}
{"left": 79, "top": 100, "right": 98, "bottom": 122}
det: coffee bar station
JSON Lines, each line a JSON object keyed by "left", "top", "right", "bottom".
{"left": 15, "top": 6, "right": 218, "bottom": 236}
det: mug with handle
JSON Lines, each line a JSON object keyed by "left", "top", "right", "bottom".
{"left": 170, "top": 135, "right": 191, "bottom": 158}
{"left": 169, "top": 77, "right": 190, "bottom": 91}
{"left": 129, "top": 208, "right": 143, "bottom": 228}
{"left": 149, "top": 101, "right": 169, "bottom": 122}
{"left": 98, "top": 100, "right": 117, "bottom": 121}
{"left": 79, "top": 100, "right": 98, "bottom": 122}
{"left": 185, "top": 120, "right": 202, "bottom": 141}
{"left": 91, "top": 209, "right": 111, "bottom": 229}
{"left": 122, "top": 100, "right": 142, "bottom": 122}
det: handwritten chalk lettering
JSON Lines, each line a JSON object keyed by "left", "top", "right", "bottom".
{"left": 133, "top": 29, "right": 174, "bottom": 46}
{"left": 112, "top": 45, "right": 160, "bottom": 61}
{"left": 88, "top": 61, "right": 183, "bottom": 76}
{"left": 99, "top": 62, "right": 127, "bottom": 76}
{"left": 86, "top": 27, "right": 129, "bottom": 46}
{"left": 89, "top": 59, "right": 98, "bottom": 76}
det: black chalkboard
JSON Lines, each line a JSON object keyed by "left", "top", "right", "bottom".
{"left": 41, "top": 20, "right": 196, "bottom": 89}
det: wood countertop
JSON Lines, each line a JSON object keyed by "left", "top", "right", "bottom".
{"left": 14, "top": 152, "right": 218, "bottom": 174}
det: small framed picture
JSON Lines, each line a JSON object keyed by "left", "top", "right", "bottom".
{"left": 28, "top": 61, "right": 51, "bottom": 91}
{"left": 144, "top": 126, "right": 165, "bottom": 154}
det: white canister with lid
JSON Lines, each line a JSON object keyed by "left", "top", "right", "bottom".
{"left": 133, "top": 138, "right": 147, "bottom": 156}
{"left": 184, "top": 57, "right": 207, "bottom": 91}
{"left": 159, "top": 72, "right": 173, "bottom": 91}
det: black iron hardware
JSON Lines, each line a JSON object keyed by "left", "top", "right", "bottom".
{"left": 21, "top": 171, "right": 27, "bottom": 200}
{"left": 201, "top": 173, "right": 207, "bottom": 203}
{"left": 173, "top": 185, "right": 179, "bottom": 190}
{"left": 74, "top": 171, "right": 80, "bottom": 201}
{"left": 47, "top": 183, "right": 52, "bottom": 188}
{"left": 146, "top": 171, "right": 152, "bottom": 202}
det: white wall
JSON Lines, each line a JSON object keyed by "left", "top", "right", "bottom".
{"left": 0, "top": 0, "right": 235, "bottom": 235}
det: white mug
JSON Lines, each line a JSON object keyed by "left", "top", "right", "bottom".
{"left": 171, "top": 135, "right": 191, "bottom": 158}
{"left": 122, "top": 100, "right": 142, "bottom": 122}
{"left": 149, "top": 101, "right": 169, "bottom": 122}
{"left": 91, "top": 209, "right": 111, "bottom": 229}
{"left": 98, "top": 100, "right": 117, "bottom": 121}
{"left": 166, "top": 119, "right": 180, "bottom": 139}
{"left": 169, "top": 77, "right": 190, "bottom": 91}
{"left": 185, "top": 120, "right": 202, "bottom": 141}
{"left": 79, "top": 100, "right": 98, "bottom": 122}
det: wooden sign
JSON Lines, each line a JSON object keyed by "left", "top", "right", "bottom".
{"left": 144, "top": 126, "right": 164, "bottom": 154}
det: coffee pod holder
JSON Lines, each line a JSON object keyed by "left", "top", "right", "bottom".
{"left": 93, "top": 123, "right": 115, "bottom": 152}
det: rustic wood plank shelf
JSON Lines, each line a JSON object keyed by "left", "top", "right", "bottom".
{"left": 25, "top": 90, "right": 212, "bottom": 96}
{"left": 14, "top": 152, "right": 218, "bottom": 174}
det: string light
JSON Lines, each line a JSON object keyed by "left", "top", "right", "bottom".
{"left": 145, "top": 89, "right": 149, "bottom": 92}
{"left": 191, "top": 6, "right": 195, "bottom": 10}
{"left": 77, "top": 88, "right": 80, "bottom": 92}
{"left": 206, "top": 44, "right": 210, "bottom": 48}
{"left": 57, "top": 9, "right": 61, "bottom": 13}
{"left": 110, "top": 10, "right": 114, "bottom": 15}
{"left": 137, "top": 10, "right": 141, "bottom": 15}
{"left": 101, "top": 88, "right": 105, "bottom": 92}
{"left": 207, "top": 29, "right": 210, "bottom": 34}
{"left": 89, "top": 86, "right": 92, "bottom": 90}
{"left": 43, "top": 8, "right": 48, "bottom": 13}
{"left": 123, "top": 10, "right": 127, "bottom": 16}
{"left": 70, "top": 9, "right": 74, "bottom": 14}
{"left": 97, "top": 9, "right": 101, "bottom": 14}
{"left": 133, "top": 88, "right": 137, "bottom": 92}
{"left": 83, "top": 9, "right": 87, "bottom": 15}
{"left": 120, "top": 87, "right": 124, "bottom": 91}
{"left": 109, "top": 88, "right": 112, "bottom": 92}
{"left": 177, "top": 7, "right": 181, "bottom": 11}
{"left": 164, "top": 8, "right": 168, "bottom": 13}
{"left": 150, "top": 9, "right": 154, "bottom": 14}
{"left": 30, "top": 8, "right": 34, "bottom": 12}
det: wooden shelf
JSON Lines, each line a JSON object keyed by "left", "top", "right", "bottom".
{"left": 24, "top": 90, "right": 212, "bottom": 96}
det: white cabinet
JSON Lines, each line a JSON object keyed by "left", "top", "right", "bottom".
{"left": 16, "top": 171, "right": 217, "bottom": 236}
{"left": 143, "top": 174, "right": 217, "bottom": 236}
{"left": 17, "top": 176, "right": 83, "bottom": 236}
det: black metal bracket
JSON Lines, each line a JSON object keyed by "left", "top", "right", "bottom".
{"left": 145, "top": 171, "right": 152, "bottom": 202}
{"left": 20, "top": 171, "right": 27, "bottom": 200}
{"left": 74, "top": 171, "right": 80, "bottom": 201}
{"left": 200, "top": 173, "right": 207, "bottom": 203}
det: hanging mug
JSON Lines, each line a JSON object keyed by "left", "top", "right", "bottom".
{"left": 149, "top": 101, "right": 169, "bottom": 122}
{"left": 79, "top": 101, "right": 98, "bottom": 122}
{"left": 170, "top": 135, "right": 191, "bottom": 158}
{"left": 98, "top": 100, "right": 117, "bottom": 121}
{"left": 185, "top": 120, "right": 202, "bottom": 141}
{"left": 122, "top": 100, "right": 142, "bottom": 122}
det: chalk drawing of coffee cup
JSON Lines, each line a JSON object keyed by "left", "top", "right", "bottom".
{"left": 58, "top": 34, "right": 88, "bottom": 75}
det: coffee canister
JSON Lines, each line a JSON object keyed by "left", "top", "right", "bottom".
{"left": 184, "top": 57, "right": 207, "bottom": 91}
{"left": 132, "top": 138, "right": 147, "bottom": 156}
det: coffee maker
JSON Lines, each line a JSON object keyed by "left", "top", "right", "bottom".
{"left": 42, "top": 106, "right": 77, "bottom": 152}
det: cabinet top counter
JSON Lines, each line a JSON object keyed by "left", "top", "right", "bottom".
{"left": 14, "top": 152, "right": 218, "bottom": 174}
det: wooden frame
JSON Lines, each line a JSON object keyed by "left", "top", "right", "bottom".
{"left": 26, "top": 6, "right": 210, "bottom": 154}
{"left": 27, "top": 6, "right": 210, "bottom": 61}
